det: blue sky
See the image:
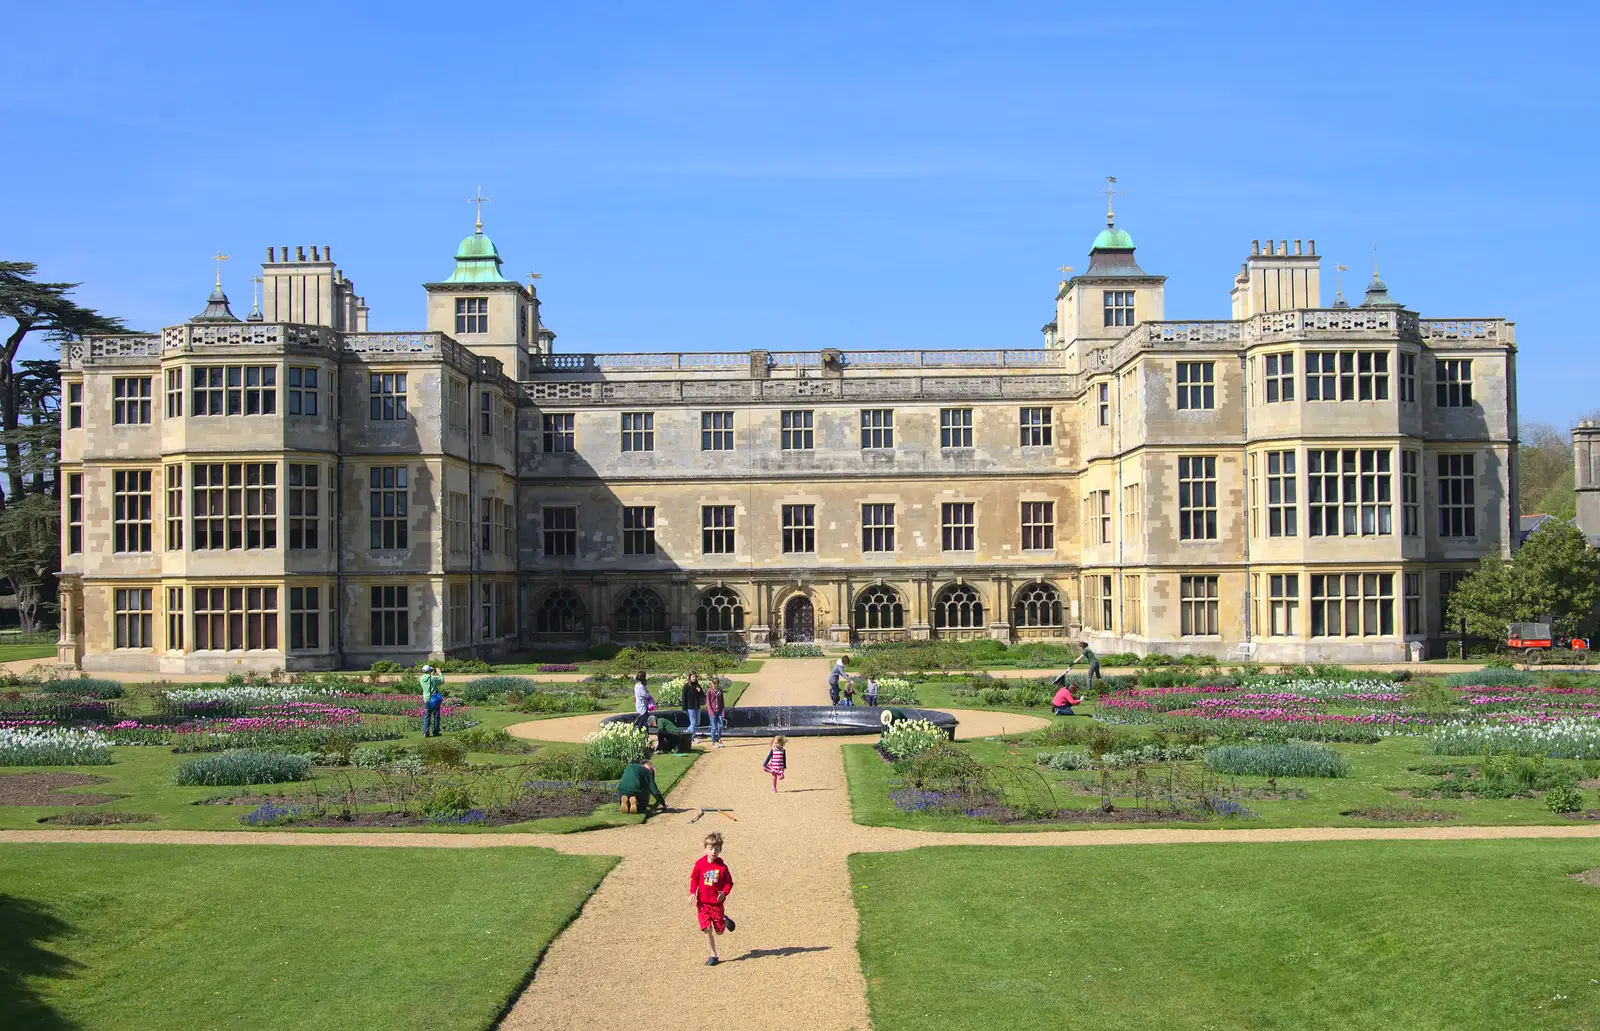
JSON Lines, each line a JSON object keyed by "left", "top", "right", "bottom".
{"left": 3, "top": 2, "right": 1596, "bottom": 429}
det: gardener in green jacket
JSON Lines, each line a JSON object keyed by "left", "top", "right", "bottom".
{"left": 1053, "top": 643, "right": 1101, "bottom": 695}
{"left": 618, "top": 759, "right": 666, "bottom": 815}
{"left": 420, "top": 665, "right": 446, "bottom": 738}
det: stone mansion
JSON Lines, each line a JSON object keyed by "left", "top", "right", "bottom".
{"left": 59, "top": 212, "right": 1517, "bottom": 672}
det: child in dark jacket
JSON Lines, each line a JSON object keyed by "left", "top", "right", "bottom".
{"left": 762, "top": 735, "right": 787, "bottom": 792}
{"left": 690, "top": 831, "right": 736, "bottom": 965}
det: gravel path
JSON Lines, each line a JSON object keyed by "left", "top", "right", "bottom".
{"left": 9, "top": 658, "right": 1600, "bottom": 1030}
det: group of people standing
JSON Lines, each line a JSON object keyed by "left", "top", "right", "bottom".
{"left": 633, "top": 670, "right": 729, "bottom": 747}
{"left": 825, "top": 656, "right": 879, "bottom": 707}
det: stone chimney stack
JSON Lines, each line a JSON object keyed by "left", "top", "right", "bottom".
{"left": 1232, "top": 238, "right": 1322, "bottom": 319}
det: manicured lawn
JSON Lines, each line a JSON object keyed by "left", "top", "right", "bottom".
{"left": 853, "top": 840, "right": 1600, "bottom": 1031}
{"left": 1, "top": 843, "right": 614, "bottom": 1031}
{"left": 0, "top": 642, "right": 59, "bottom": 663}
{"left": 844, "top": 733, "right": 1599, "bottom": 832}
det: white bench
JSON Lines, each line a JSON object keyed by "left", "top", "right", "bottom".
{"left": 703, "top": 633, "right": 731, "bottom": 649}
{"left": 1225, "top": 642, "right": 1257, "bottom": 662}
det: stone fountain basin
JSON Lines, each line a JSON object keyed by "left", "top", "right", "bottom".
{"left": 600, "top": 705, "right": 958, "bottom": 738}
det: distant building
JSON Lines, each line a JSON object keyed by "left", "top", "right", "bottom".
{"left": 59, "top": 214, "right": 1517, "bottom": 672}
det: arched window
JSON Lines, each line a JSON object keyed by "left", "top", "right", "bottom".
{"left": 855, "top": 585, "right": 905, "bottom": 630}
{"left": 695, "top": 587, "right": 745, "bottom": 632}
{"left": 534, "top": 588, "right": 587, "bottom": 635}
{"left": 615, "top": 587, "right": 666, "bottom": 633}
{"left": 934, "top": 583, "right": 985, "bottom": 628}
{"left": 1013, "top": 582, "right": 1063, "bottom": 627}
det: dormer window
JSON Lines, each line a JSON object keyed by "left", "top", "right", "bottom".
{"left": 455, "top": 297, "right": 488, "bottom": 334}
{"left": 1103, "top": 290, "right": 1135, "bottom": 328}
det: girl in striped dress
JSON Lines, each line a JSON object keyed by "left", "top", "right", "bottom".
{"left": 762, "top": 736, "right": 787, "bottom": 792}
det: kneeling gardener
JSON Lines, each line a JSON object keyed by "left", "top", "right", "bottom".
{"left": 618, "top": 759, "right": 666, "bottom": 816}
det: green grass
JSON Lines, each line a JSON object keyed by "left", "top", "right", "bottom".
{"left": 843, "top": 732, "right": 1600, "bottom": 832}
{"left": 0, "top": 643, "right": 59, "bottom": 663}
{"left": 2, "top": 843, "right": 613, "bottom": 1031}
{"left": 0, "top": 702, "right": 703, "bottom": 833}
{"left": 853, "top": 840, "right": 1600, "bottom": 1031}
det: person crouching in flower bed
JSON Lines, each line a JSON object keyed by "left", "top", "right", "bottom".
{"left": 1051, "top": 682, "right": 1085, "bottom": 716}
{"left": 651, "top": 714, "right": 693, "bottom": 754}
{"left": 618, "top": 759, "right": 666, "bottom": 816}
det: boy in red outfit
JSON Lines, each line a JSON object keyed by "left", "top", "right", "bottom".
{"left": 689, "top": 831, "right": 735, "bottom": 965}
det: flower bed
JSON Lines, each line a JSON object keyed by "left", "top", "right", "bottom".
{"left": 0, "top": 728, "right": 113, "bottom": 766}
{"left": 1430, "top": 720, "right": 1600, "bottom": 760}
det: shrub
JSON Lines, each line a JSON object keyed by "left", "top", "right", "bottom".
{"left": 1544, "top": 783, "right": 1586, "bottom": 813}
{"left": 516, "top": 691, "right": 606, "bottom": 714}
{"left": 1037, "top": 749, "right": 1093, "bottom": 771}
{"left": 461, "top": 676, "right": 537, "bottom": 702}
{"left": 1204, "top": 742, "right": 1348, "bottom": 778}
{"left": 38, "top": 678, "right": 125, "bottom": 699}
{"left": 172, "top": 750, "right": 312, "bottom": 786}
{"left": 529, "top": 750, "right": 623, "bottom": 783}
{"left": 1098, "top": 744, "right": 1207, "bottom": 769}
{"left": 0, "top": 727, "right": 113, "bottom": 765}
{"left": 424, "top": 657, "right": 493, "bottom": 674}
{"left": 369, "top": 661, "right": 404, "bottom": 675}
{"left": 1012, "top": 686, "right": 1048, "bottom": 708}
{"left": 770, "top": 643, "right": 824, "bottom": 658}
{"left": 602, "top": 645, "right": 739, "bottom": 677}
{"left": 892, "top": 743, "right": 985, "bottom": 788}
{"left": 584, "top": 722, "right": 651, "bottom": 767}
{"left": 880, "top": 718, "right": 948, "bottom": 759}
{"left": 418, "top": 738, "right": 467, "bottom": 767}
{"left": 1445, "top": 668, "right": 1537, "bottom": 688}
{"left": 419, "top": 782, "right": 477, "bottom": 817}
{"left": 456, "top": 725, "right": 531, "bottom": 754}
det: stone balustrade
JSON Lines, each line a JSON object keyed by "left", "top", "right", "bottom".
{"left": 527, "top": 348, "right": 1069, "bottom": 374}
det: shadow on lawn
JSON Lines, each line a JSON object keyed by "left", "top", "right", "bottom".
{"left": 729, "top": 945, "right": 831, "bottom": 962}
{"left": 0, "top": 894, "right": 82, "bottom": 1030}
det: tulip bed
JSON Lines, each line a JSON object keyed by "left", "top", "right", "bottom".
{"left": 846, "top": 670, "right": 1600, "bottom": 833}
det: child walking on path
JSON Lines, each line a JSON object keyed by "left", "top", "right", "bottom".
{"left": 690, "top": 831, "right": 735, "bottom": 966}
{"left": 762, "top": 736, "right": 787, "bottom": 792}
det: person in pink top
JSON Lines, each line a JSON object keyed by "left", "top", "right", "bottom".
{"left": 762, "top": 735, "right": 787, "bottom": 791}
{"left": 1052, "top": 683, "right": 1085, "bottom": 716}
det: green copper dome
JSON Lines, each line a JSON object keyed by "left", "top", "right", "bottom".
{"left": 1092, "top": 226, "right": 1135, "bottom": 250}
{"left": 445, "top": 228, "right": 512, "bottom": 283}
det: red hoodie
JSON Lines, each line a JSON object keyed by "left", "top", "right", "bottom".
{"left": 690, "top": 855, "right": 734, "bottom": 906}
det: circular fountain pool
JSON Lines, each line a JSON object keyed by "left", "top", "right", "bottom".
{"left": 600, "top": 705, "right": 958, "bottom": 738}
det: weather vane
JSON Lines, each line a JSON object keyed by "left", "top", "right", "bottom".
{"left": 211, "top": 251, "right": 230, "bottom": 287}
{"left": 1099, "top": 175, "right": 1122, "bottom": 227}
{"left": 471, "top": 186, "right": 490, "bottom": 231}
{"left": 1057, "top": 264, "right": 1074, "bottom": 283}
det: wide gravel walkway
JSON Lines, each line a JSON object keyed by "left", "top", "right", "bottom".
{"left": 7, "top": 658, "right": 1600, "bottom": 1030}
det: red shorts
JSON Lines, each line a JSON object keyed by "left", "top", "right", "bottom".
{"left": 697, "top": 901, "right": 727, "bottom": 932}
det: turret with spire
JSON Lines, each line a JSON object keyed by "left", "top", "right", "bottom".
{"left": 1359, "top": 244, "right": 1402, "bottom": 308}
{"left": 1046, "top": 177, "right": 1166, "bottom": 365}
{"left": 192, "top": 251, "right": 241, "bottom": 323}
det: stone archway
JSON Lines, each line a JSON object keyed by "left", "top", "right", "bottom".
{"left": 783, "top": 595, "right": 816, "bottom": 642}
